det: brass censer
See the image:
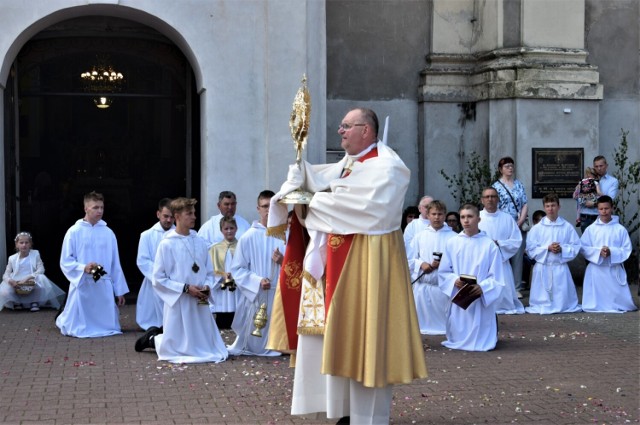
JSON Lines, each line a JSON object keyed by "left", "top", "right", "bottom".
{"left": 279, "top": 74, "right": 314, "bottom": 205}
{"left": 251, "top": 303, "right": 268, "bottom": 337}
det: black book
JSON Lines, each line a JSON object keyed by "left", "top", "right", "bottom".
{"left": 452, "top": 274, "right": 480, "bottom": 310}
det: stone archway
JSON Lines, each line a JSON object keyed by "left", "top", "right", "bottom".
{"left": 3, "top": 15, "right": 200, "bottom": 294}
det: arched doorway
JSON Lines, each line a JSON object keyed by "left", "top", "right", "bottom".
{"left": 4, "top": 16, "right": 200, "bottom": 296}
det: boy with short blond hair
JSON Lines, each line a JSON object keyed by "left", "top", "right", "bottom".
{"left": 408, "top": 200, "right": 456, "bottom": 335}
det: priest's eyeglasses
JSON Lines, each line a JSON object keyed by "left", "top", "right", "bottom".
{"left": 338, "top": 123, "right": 366, "bottom": 131}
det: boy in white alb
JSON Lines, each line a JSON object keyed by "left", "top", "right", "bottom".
{"left": 438, "top": 203, "right": 504, "bottom": 351}
{"left": 135, "top": 197, "right": 228, "bottom": 363}
{"left": 525, "top": 193, "right": 581, "bottom": 314}
{"left": 408, "top": 200, "right": 455, "bottom": 335}
{"left": 580, "top": 196, "right": 637, "bottom": 313}
{"left": 209, "top": 216, "right": 239, "bottom": 329}
{"left": 56, "top": 191, "right": 129, "bottom": 338}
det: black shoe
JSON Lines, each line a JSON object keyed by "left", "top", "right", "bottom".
{"left": 336, "top": 417, "right": 350, "bottom": 424}
{"left": 135, "top": 326, "right": 161, "bottom": 352}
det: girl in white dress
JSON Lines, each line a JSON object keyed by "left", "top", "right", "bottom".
{"left": 0, "top": 232, "right": 65, "bottom": 311}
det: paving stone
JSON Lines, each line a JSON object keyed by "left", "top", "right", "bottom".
{"left": 0, "top": 287, "right": 638, "bottom": 424}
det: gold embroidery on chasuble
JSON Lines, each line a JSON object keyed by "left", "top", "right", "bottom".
{"left": 298, "top": 275, "right": 326, "bottom": 335}
{"left": 328, "top": 234, "right": 345, "bottom": 251}
{"left": 283, "top": 260, "right": 303, "bottom": 290}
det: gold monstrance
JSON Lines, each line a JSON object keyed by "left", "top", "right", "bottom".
{"left": 279, "top": 75, "right": 314, "bottom": 204}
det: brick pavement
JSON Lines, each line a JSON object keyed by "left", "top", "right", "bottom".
{"left": 0, "top": 287, "right": 638, "bottom": 425}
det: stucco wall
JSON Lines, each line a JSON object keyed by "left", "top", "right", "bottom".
{"left": 586, "top": 0, "right": 639, "bottom": 164}
{"left": 0, "top": 0, "right": 327, "bottom": 228}
{"left": 326, "top": 0, "right": 430, "bottom": 206}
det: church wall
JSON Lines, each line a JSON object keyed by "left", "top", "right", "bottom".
{"left": 325, "top": 0, "right": 430, "bottom": 206}
{"left": 585, "top": 0, "right": 639, "bottom": 168}
{"left": 522, "top": 0, "right": 585, "bottom": 48}
{"left": 0, "top": 0, "right": 327, "bottom": 235}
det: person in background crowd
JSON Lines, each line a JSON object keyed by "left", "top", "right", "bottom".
{"left": 493, "top": 156, "right": 528, "bottom": 299}
{"left": 573, "top": 167, "right": 602, "bottom": 228}
{"left": 401, "top": 205, "right": 420, "bottom": 232}
{"left": 403, "top": 195, "right": 434, "bottom": 258}
{"left": 578, "top": 156, "right": 619, "bottom": 234}
{"left": 445, "top": 211, "right": 462, "bottom": 233}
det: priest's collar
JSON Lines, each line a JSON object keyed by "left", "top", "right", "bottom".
{"left": 349, "top": 142, "right": 377, "bottom": 161}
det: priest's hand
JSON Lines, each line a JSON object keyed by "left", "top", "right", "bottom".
{"left": 116, "top": 295, "right": 125, "bottom": 306}
{"left": 600, "top": 246, "right": 610, "bottom": 258}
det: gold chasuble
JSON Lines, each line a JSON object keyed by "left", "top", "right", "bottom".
{"left": 267, "top": 142, "right": 427, "bottom": 389}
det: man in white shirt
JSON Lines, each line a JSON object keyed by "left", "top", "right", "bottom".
{"left": 579, "top": 155, "right": 619, "bottom": 233}
{"left": 135, "top": 198, "right": 175, "bottom": 331}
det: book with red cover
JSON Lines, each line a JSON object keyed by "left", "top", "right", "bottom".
{"left": 452, "top": 274, "right": 480, "bottom": 310}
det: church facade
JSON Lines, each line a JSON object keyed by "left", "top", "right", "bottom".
{"left": 0, "top": 0, "right": 637, "bottom": 281}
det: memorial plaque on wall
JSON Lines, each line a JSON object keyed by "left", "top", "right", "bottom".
{"left": 532, "top": 148, "right": 583, "bottom": 198}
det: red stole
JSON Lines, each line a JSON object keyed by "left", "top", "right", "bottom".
{"left": 325, "top": 147, "right": 378, "bottom": 314}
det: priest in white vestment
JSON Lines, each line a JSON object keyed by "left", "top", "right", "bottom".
{"left": 439, "top": 204, "right": 504, "bottom": 351}
{"left": 228, "top": 190, "right": 284, "bottom": 356}
{"left": 135, "top": 198, "right": 175, "bottom": 330}
{"left": 139, "top": 197, "right": 228, "bottom": 363}
{"left": 580, "top": 196, "right": 637, "bottom": 313}
{"left": 525, "top": 194, "right": 582, "bottom": 314}
{"left": 56, "top": 192, "right": 129, "bottom": 338}
{"left": 408, "top": 200, "right": 456, "bottom": 335}
{"left": 478, "top": 187, "right": 525, "bottom": 315}
{"left": 268, "top": 108, "right": 427, "bottom": 425}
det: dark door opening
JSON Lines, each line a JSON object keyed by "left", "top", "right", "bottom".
{"left": 4, "top": 17, "right": 200, "bottom": 298}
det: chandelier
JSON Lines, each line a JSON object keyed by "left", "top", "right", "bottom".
{"left": 80, "top": 56, "right": 124, "bottom": 109}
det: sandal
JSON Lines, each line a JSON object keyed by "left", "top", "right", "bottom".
{"left": 14, "top": 303, "right": 23, "bottom": 310}
{"left": 30, "top": 302, "right": 40, "bottom": 312}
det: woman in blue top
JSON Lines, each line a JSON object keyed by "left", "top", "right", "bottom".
{"left": 492, "top": 156, "right": 529, "bottom": 298}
